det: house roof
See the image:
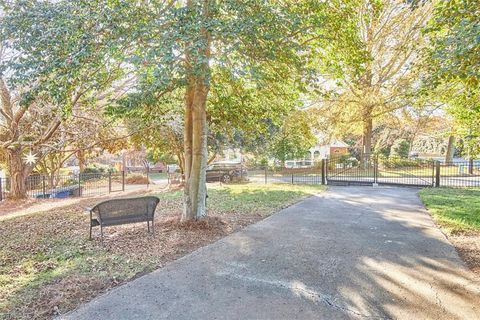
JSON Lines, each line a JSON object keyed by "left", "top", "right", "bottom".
{"left": 312, "top": 132, "right": 348, "bottom": 148}
{"left": 329, "top": 139, "right": 349, "bottom": 148}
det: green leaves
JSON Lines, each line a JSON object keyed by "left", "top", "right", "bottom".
{"left": 269, "top": 111, "right": 316, "bottom": 163}
{"left": 104, "top": 0, "right": 334, "bottom": 162}
{"left": 426, "top": 0, "right": 480, "bottom": 87}
{"left": 423, "top": 0, "right": 480, "bottom": 156}
{"left": 1, "top": 0, "right": 129, "bottom": 110}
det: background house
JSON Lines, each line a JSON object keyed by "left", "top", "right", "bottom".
{"left": 309, "top": 139, "right": 349, "bottom": 160}
{"left": 285, "top": 136, "right": 349, "bottom": 168}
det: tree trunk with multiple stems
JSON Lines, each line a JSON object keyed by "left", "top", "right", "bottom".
{"left": 182, "top": 0, "right": 211, "bottom": 221}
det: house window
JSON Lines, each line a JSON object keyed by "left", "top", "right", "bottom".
{"left": 314, "top": 151, "right": 321, "bottom": 159}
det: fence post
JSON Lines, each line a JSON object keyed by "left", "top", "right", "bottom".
{"left": 435, "top": 161, "right": 440, "bottom": 187}
{"left": 264, "top": 166, "right": 267, "bottom": 184}
{"left": 469, "top": 158, "right": 474, "bottom": 175}
{"left": 42, "top": 176, "right": 46, "bottom": 198}
{"left": 321, "top": 159, "right": 326, "bottom": 185}
{"left": 108, "top": 172, "right": 112, "bottom": 193}
{"left": 78, "top": 173, "right": 82, "bottom": 197}
{"left": 0, "top": 178, "right": 3, "bottom": 201}
{"left": 122, "top": 171, "right": 125, "bottom": 191}
{"left": 291, "top": 173, "right": 294, "bottom": 184}
{"left": 373, "top": 156, "right": 378, "bottom": 184}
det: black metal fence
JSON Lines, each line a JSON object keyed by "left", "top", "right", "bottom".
{"left": 245, "top": 165, "right": 325, "bottom": 185}
{"left": 325, "top": 155, "right": 437, "bottom": 187}
{"left": 437, "top": 160, "right": 480, "bottom": 188}
{"left": 0, "top": 171, "right": 152, "bottom": 201}
{"left": 2, "top": 157, "right": 479, "bottom": 201}
{"left": 243, "top": 155, "right": 480, "bottom": 188}
{"left": 325, "top": 155, "right": 480, "bottom": 188}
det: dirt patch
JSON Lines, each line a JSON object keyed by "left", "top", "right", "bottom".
{"left": 5, "top": 216, "right": 231, "bottom": 320}
{"left": 0, "top": 184, "right": 168, "bottom": 220}
{"left": 0, "top": 198, "right": 39, "bottom": 216}
{"left": 446, "top": 232, "right": 480, "bottom": 277}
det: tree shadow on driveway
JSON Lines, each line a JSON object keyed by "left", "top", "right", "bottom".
{"left": 213, "top": 186, "right": 480, "bottom": 319}
{"left": 62, "top": 186, "right": 480, "bottom": 320}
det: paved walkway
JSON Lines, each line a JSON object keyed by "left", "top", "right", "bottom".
{"left": 63, "top": 186, "right": 480, "bottom": 320}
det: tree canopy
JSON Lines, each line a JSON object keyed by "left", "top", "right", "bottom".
{"left": 424, "top": 0, "right": 480, "bottom": 157}
{"left": 0, "top": 0, "right": 479, "bottom": 208}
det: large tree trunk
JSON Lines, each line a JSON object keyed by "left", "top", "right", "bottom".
{"left": 182, "top": 0, "right": 211, "bottom": 221}
{"left": 183, "top": 82, "right": 209, "bottom": 221}
{"left": 362, "top": 115, "right": 373, "bottom": 156}
{"left": 7, "top": 149, "right": 30, "bottom": 199}
{"left": 445, "top": 135, "right": 455, "bottom": 163}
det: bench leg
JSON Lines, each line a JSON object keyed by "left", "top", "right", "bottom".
{"left": 100, "top": 224, "right": 104, "bottom": 242}
{"left": 152, "top": 219, "right": 155, "bottom": 236}
{"left": 89, "top": 224, "right": 92, "bottom": 240}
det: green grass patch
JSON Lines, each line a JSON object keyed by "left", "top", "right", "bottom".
{"left": 419, "top": 188, "right": 480, "bottom": 233}
{"left": 148, "top": 172, "right": 168, "bottom": 180}
{"left": 205, "top": 183, "right": 324, "bottom": 214}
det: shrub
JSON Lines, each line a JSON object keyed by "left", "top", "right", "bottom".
{"left": 380, "top": 158, "right": 423, "bottom": 169}
{"left": 80, "top": 164, "right": 116, "bottom": 181}
{"left": 326, "top": 154, "right": 359, "bottom": 170}
{"left": 338, "top": 154, "right": 358, "bottom": 166}
{"left": 83, "top": 163, "right": 116, "bottom": 174}
{"left": 390, "top": 139, "right": 410, "bottom": 158}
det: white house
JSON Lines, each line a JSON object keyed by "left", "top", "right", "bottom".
{"left": 309, "top": 139, "right": 349, "bottom": 160}
{"left": 285, "top": 135, "right": 349, "bottom": 168}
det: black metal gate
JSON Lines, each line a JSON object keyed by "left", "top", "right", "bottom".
{"left": 326, "top": 155, "right": 435, "bottom": 187}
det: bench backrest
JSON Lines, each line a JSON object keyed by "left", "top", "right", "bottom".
{"left": 92, "top": 196, "right": 160, "bottom": 222}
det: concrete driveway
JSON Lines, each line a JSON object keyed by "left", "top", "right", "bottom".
{"left": 63, "top": 186, "right": 480, "bottom": 320}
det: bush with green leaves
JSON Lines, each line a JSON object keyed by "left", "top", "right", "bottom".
{"left": 390, "top": 139, "right": 410, "bottom": 159}
{"left": 80, "top": 164, "right": 116, "bottom": 181}
{"left": 339, "top": 154, "right": 359, "bottom": 167}
{"left": 83, "top": 164, "right": 116, "bottom": 174}
{"left": 380, "top": 158, "right": 424, "bottom": 169}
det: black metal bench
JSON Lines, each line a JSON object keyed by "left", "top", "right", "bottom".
{"left": 87, "top": 196, "right": 160, "bottom": 240}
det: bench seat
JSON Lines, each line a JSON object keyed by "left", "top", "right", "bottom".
{"left": 88, "top": 196, "right": 160, "bottom": 240}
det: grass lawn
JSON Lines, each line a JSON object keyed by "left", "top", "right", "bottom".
{"left": 0, "top": 183, "right": 323, "bottom": 320}
{"left": 419, "top": 188, "right": 480, "bottom": 233}
{"left": 148, "top": 172, "right": 168, "bottom": 180}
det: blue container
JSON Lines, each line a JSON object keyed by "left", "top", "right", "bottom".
{"left": 52, "top": 190, "right": 71, "bottom": 198}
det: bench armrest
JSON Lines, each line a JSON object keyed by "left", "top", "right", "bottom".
{"left": 85, "top": 207, "right": 98, "bottom": 224}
